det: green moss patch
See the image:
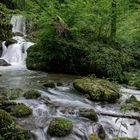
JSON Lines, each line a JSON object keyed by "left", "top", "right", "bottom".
{"left": 47, "top": 117, "right": 73, "bottom": 137}
{"left": 121, "top": 95, "right": 140, "bottom": 112}
{"left": 9, "top": 103, "right": 32, "bottom": 118}
{"left": 0, "top": 109, "right": 32, "bottom": 140}
{"left": 6, "top": 88, "right": 22, "bottom": 100}
{"left": 0, "top": 100, "right": 16, "bottom": 110}
{"left": 43, "top": 81, "right": 55, "bottom": 88}
{"left": 24, "top": 90, "right": 41, "bottom": 99}
{"left": 88, "top": 134, "right": 100, "bottom": 140}
{"left": 0, "top": 109, "right": 15, "bottom": 135}
{"left": 79, "top": 108, "right": 98, "bottom": 122}
{"left": 73, "top": 77, "right": 120, "bottom": 103}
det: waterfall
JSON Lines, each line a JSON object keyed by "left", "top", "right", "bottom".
{"left": 10, "top": 15, "right": 26, "bottom": 34}
{"left": 0, "top": 15, "right": 33, "bottom": 67}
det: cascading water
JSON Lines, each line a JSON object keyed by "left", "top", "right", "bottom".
{"left": 0, "top": 15, "right": 33, "bottom": 67}
{"left": 10, "top": 15, "right": 26, "bottom": 34}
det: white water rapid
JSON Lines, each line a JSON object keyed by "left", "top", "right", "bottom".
{"left": 0, "top": 15, "right": 33, "bottom": 68}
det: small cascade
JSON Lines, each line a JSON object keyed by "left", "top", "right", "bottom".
{"left": 0, "top": 15, "right": 33, "bottom": 67}
{"left": 10, "top": 15, "right": 26, "bottom": 34}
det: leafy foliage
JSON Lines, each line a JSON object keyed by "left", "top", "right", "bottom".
{"left": 1, "top": 0, "right": 140, "bottom": 82}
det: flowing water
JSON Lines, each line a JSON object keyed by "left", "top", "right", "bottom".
{"left": 0, "top": 15, "right": 139, "bottom": 140}
{"left": 0, "top": 15, "right": 34, "bottom": 67}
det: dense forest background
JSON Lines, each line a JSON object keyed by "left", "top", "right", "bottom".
{"left": 0, "top": 0, "right": 140, "bottom": 85}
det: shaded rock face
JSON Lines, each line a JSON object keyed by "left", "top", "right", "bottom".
{"left": 5, "top": 38, "right": 17, "bottom": 47}
{"left": 73, "top": 77, "right": 120, "bottom": 103}
{"left": 0, "top": 59, "right": 10, "bottom": 66}
{"left": 13, "top": 32, "right": 24, "bottom": 37}
{"left": 0, "top": 21, "right": 12, "bottom": 41}
{"left": 0, "top": 42, "right": 2, "bottom": 57}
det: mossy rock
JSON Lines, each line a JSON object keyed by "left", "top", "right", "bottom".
{"left": 0, "top": 100, "right": 16, "bottom": 110}
{"left": 56, "top": 82, "right": 63, "bottom": 86}
{"left": 0, "top": 109, "right": 31, "bottom": 140}
{"left": 79, "top": 108, "right": 98, "bottom": 122}
{"left": 73, "top": 77, "right": 120, "bottom": 103}
{"left": 88, "top": 134, "right": 100, "bottom": 140}
{"left": 113, "top": 138, "right": 137, "bottom": 140}
{"left": 0, "top": 87, "right": 7, "bottom": 94}
{"left": 24, "top": 90, "right": 41, "bottom": 99}
{"left": 43, "top": 81, "right": 55, "bottom": 88}
{"left": 9, "top": 103, "right": 32, "bottom": 118}
{"left": 0, "top": 87, "right": 8, "bottom": 99}
{"left": 12, "top": 128, "right": 32, "bottom": 140}
{"left": 47, "top": 117, "right": 73, "bottom": 137}
{"left": 13, "top": 32, "right": 24, "bottom": 37}
{"left": 121, "top": 95, "right": 140, "bottom": 112}
{"left": 0, "top": 109, "right": 15, "bottom": 135}
{"left": 0, "top": 59, "right": 10, "bottom": 66}
{"left": 5, "top": 38, "right": 17, "bottom": 47}
{"left": 6, "top": 88, "right": 22, "bottom": 100}
{"left": 97, "top": 124, "right": 106, "bottom": 139}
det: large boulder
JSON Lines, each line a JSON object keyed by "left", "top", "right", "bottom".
{"left": 0, "top": 59, "right": 10, "bottom": 66}
{"left": 47, "top": 117, "right": 73, "bottom": 137}
{"left": 73, "top": 77, "right": 120, "bottom": 103}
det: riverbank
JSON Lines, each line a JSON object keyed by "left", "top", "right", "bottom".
{"left": 0, "top": 67, "right": 139, "bottom": 140}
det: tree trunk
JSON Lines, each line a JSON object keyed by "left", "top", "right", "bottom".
{"left": 97, "top": 111, "right": 140, "bottom": 122}
{"left": 110, "top": 0, "right": 117, "bottom": 40}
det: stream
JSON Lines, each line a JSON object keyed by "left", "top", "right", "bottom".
{"left": 0, "top": 15, "right": 139, "bottom": 140}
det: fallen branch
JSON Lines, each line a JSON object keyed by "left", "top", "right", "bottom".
{"left": 97, "top": 111, "right": 140, "bottom": 122}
